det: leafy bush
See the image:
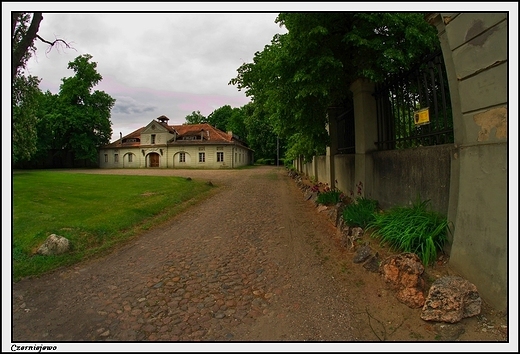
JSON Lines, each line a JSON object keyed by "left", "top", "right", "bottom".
{"left": 283, "top": 158, "right": 294, "bottom": 168}
{"left": 342, "top": 197, "right": 378, "bottom": 228}
{"left": 256, "top": 158, "right": 275, "bottom": 165}
{"left": 366, "top": 199, "right": 450, "bottom": 266}
{"left": 316, "top": 190, "right": 344, "bottom": 206}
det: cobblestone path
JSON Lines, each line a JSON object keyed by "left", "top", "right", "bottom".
{"left": 12, "top": 167, "right": 354, "bottom": 345}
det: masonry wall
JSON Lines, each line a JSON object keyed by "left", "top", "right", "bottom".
{"left": 371, "top": 145, "right": 454, "bottom": 214}
{"left": 431, "top": 13, "right": 508, "bottom": 311}
{"left": 333, "top": 154, "right": 355, "bottom": 196}
{"left": 315, "top": 156, "right": 328, "bottom": 185}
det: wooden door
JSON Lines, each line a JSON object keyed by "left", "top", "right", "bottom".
{"left": 149, "top": 153, "right": 159, "bottom": 167}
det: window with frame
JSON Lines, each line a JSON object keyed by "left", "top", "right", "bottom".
{"left": 217, "top": 151, "right": 224, "bottom": 162}
{"left": 151, "top": 134, "right": 156, "bottom": 144}
{"left": 128, "top": 154, "right": 133, "bottom": 162}
{"left": 198, "top": 152, "right": 205, "bottom": 162}
{"left": 104, "top": 154, "right": 108, "bottom": 163}
{"left": 179, "top": 152, "right": 186, "bottom": 163}
{"left": 114, "top": 154, "right": 119, "bottom": 163}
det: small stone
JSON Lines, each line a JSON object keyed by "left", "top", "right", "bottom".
{"left": 353, "top": 245, "right": 372, "bottom": 263}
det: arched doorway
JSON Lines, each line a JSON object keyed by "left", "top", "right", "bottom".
{"left": 148, "top": 152, "right": 160, "bottom": 167}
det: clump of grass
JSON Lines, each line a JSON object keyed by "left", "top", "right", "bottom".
{"left": 342, "top": 197, "right": 378, "bottom": 228}
{"left": 316, "top": 190, "right": 344, "bottom": 205}
{"left": 366, "top": 199, "right": 450, "bottom": 266}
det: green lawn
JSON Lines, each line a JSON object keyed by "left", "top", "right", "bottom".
{"left": 12, "top": 171, "right": 215, "bottom": 281}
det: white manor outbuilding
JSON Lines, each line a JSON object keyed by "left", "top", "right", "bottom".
{"left": 99, "top": 116, "right": 253, "bottom": 169}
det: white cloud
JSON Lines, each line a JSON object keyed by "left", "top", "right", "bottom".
{"left": 19, "top": 12, "right": 287, "bottom": 141}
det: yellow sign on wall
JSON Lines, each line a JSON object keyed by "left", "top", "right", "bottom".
{"left": 414, "top": 107, "right": 430, "bottom": 125}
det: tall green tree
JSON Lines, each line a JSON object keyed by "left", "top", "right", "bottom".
{"left": 12, "top": 12, "right": 73, "bottom": 163}
{"left": 184, "top": 110, "right": 207, "bottom": 124}
{"left": 12, "top": 75, "right": 42, "bottom": 163}
{"left": 242, "top": 102, "right": 282, "bottom": 161}
{"left": 205, "top": 105, "right": 248, "bottom": 141}
{"left": 230, "top": 13, "right": 439, "bottom": 161}
{"left": 37, "top": 54, "right": 115, "bottom": 163}
{"left": 207, "top": 105, "right": 233, "bottom": 132}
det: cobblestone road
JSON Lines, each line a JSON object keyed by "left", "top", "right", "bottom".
{"left": 12, "top": 166, "right": 355, "bottom": 345}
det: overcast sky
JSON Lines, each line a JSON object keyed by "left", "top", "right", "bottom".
{"left": 22, "top": 11, "right": 287, "bottom": 141}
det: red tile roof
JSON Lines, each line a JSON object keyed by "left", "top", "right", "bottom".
{"left": 102, "top": 118, "right": 248, "bottom": 149}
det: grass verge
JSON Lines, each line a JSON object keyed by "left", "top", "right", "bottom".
{"left": 12, "top": 171, "right": 216, "bottom": 281}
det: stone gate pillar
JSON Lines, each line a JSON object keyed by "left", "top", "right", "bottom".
{"left": 427, "top": 12, "right": 508, "bottom": 311}
{"left": 350, "top": 78, "right": 378, "bottom": 198}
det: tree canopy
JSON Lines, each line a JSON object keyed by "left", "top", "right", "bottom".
{"left": 12, "top": 12, "right": 75, "bottom": 164}
{"left": 184, "top": 110, "right": 207, "bottom": 124}
{"left": 230, "top": 12, "right": 440, "bottom": 161}
{"left": 35, "top": 54, "right": 115, "bottom": 164}
{"left": 12, "top": 74, "right": 41, "bottom": 162}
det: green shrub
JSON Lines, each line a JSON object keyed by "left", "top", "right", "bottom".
{"left": 256, "top": 158, "right": 275, "bottom": 165}
{"left": 316, "top": 190, "right": 344, "bottom": 206}
{"left": 366, "top": 199, "right": 450, "bottom": 266}
{"left": 342, "top": 197, "right": 378, "bottom": 228}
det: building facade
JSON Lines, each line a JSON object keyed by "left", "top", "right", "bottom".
{"left": 99, "top": 116, "right": 253, "bottom": 169}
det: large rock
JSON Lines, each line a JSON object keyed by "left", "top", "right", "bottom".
{"left": 421, "top": 276, "right": 481, "bottom": 323}
{"left": 381, "top": 253, "right": 426, "bottom": 308}
{"left": 37, "top": 234, "right": 71, "bottom": 256}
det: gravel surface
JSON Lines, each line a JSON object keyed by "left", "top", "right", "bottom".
{"left": 10, "top": 166, "right": 509, "bottom": 351}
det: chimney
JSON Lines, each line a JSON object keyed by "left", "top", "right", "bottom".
{"left": 120, "top": 132, "right": 122, "bottom": 144}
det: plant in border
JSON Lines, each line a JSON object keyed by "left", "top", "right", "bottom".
{"left": 366, "top": 198, "right": 450, "bottom": 266}
{"left": 316, "top": 187, "right": 346, "bottom": 206}
{"left": 342, "top": 197, "right": 378, "bottom": 229}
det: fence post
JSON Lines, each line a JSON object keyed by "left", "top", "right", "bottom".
{"left": 350, "top": 78, "right": 378, "bottom": 198}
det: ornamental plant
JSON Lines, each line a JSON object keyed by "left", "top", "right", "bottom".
{"left": 342, "top": 197, "right": 378, "bottom": 228}
{"left": 316, "top": 188, "right": 345, "bottom": 206}
{"left": 366, "top": 199, "right": 450, "bottom": 266}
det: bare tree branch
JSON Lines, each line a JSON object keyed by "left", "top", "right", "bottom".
{"left": 36, "top": 34, "right": 75, "bottom": 54}
{"left": 12, "top": 12, "right": 75, "bottom": 82}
